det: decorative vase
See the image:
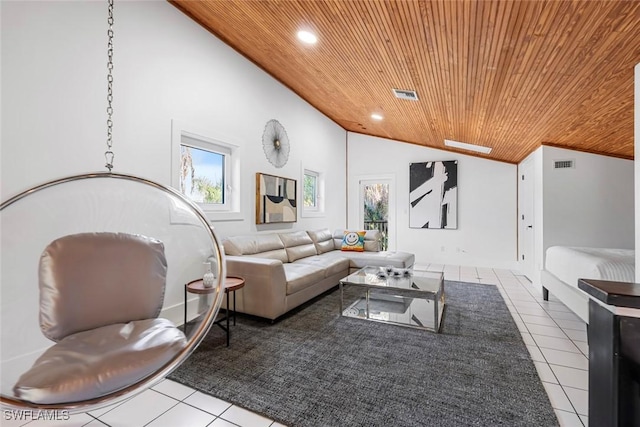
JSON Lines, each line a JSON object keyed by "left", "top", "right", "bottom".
{"left": 203, "top": 261, "right": 215, "bottom": 288}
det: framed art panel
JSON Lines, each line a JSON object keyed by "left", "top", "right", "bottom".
{"left": 256, "top": 172, "right": 297, "bottom": 224}
{"left": 409, "top": 161, "right": 458, "bottom": 229}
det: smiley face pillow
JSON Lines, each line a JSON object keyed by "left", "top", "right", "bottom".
{"left": 341, "top": 230, "right": 366, "bottom": 252}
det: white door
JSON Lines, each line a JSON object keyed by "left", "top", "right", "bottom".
{"left": 359, "top": 178, "right": 394, "bottom": 251}
{"left": 518, "top": 158, "right": 535, "bottom": 279}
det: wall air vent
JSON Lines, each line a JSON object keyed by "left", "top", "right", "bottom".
{"left": 554, "top": 160, "right": 574, "bottom": 169}
{"left": 392, "top": 89, "right": 419, "bottom": 101}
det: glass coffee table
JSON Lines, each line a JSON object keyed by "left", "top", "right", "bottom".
{"left": 339, "top": 266, "right": 445, "bottom": 333}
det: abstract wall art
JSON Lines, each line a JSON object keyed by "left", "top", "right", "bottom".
{"left": 256, "top": 172, "right": 297, "bottom": 224}
{"left": 409, "top": 161, "right": 458, "bottom": 229}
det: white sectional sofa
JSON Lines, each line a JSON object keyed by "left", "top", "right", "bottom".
{"left": 222, "top": 228, "right": 415, "bottom": 320}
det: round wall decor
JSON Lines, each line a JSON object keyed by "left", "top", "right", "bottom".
{"left": 262, "top": 119, "right": 290, "bottom": 168}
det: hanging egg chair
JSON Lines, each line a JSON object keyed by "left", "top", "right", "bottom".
{"left": 1, "top": 0, "right": 225, "bottom": 413}
{"left": 0, "top": 173, "right": 226, "bottom": 412}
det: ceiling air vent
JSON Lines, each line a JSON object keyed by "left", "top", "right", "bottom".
{"left": 554, "top": 160, "right": 574, "bottom": 169}
{"left": 392, "top": 89, "right": 419, "bottom": 101}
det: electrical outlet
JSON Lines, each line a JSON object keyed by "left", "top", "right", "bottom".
{"left": 440, "top": 246, "right": 445, "bottom": 252}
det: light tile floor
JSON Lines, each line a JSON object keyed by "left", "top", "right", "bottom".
{"left": 5, "top": 265, "right": 588, "bottom": 427}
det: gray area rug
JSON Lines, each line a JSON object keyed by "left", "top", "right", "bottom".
{"left": 169, "top": 281, "right": 559, "bottom": 426}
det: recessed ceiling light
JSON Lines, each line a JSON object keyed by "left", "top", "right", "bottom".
{"left": 297, "top": 30, "right": 317, "bottom": 44}
{"left": 371, "top": 113, "right": 384, "bottom": 121}
{"left": 444, "top": 139, "right": 492, "bottom": 154}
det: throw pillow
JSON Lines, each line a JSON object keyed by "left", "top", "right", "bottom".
{"left": 341, "top": 231, "right": 366, "bottom": 252}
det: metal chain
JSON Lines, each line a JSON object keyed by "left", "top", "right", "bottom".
{"left": 105, "top": 0, "right": 114, "bottom": 171}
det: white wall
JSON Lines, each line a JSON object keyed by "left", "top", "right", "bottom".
{"left": 347, "top": 133, "right": 518, "bottom": 270}
{"left": 542, "top": 145, "right": 635, "bottom": 252}
{"left": 636, "top": 63, "right": 639, "bottom": 283}
{"left": 1, "top": 0, "right": 347, "bottom": 239}
{"left": 521, "top": 145, "right": 635, "bottom": 286}
{"left": 0, "top": 0, "right": 347, "bottom": 347}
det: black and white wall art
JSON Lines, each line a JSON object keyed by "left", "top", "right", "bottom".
{"left": 409, "top": 161, "right": 458, "bottom": 229}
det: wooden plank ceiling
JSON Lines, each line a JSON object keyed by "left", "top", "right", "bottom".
{"left": 171, "top": 0, "right": 640, "bottom": 164}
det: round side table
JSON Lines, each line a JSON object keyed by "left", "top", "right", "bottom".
{"left": 184, "top": 276, "right": 245, "bottom": 347}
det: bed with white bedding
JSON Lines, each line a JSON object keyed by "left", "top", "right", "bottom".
{"left": 541, "top": 246, "right": 635, "bottom": 323}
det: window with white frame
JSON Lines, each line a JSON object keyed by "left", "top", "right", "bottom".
{"left": 301, "top": 168, "right": 324, "bottom": 217}
{"left": 172, "top": 120, "right": 241, "bottom": 220}
{"left": 179, "top": 137, "right": 229, "bottom": 209}
{"left": 303, "top": 170, "right": 319, "bottom": 210}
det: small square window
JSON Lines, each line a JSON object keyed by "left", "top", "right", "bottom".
{"left": 177, "top": 135, "right": 230, "bottom": 212}
{"left": 172, "top": 120, "right": 241, "bottom": 221}
{"left": 179, "top": 144, "right": 225, "bottom": 205}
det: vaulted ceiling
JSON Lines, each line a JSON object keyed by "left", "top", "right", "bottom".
{"left": 171, "top": 0, "right": 640, "bottom": 164}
